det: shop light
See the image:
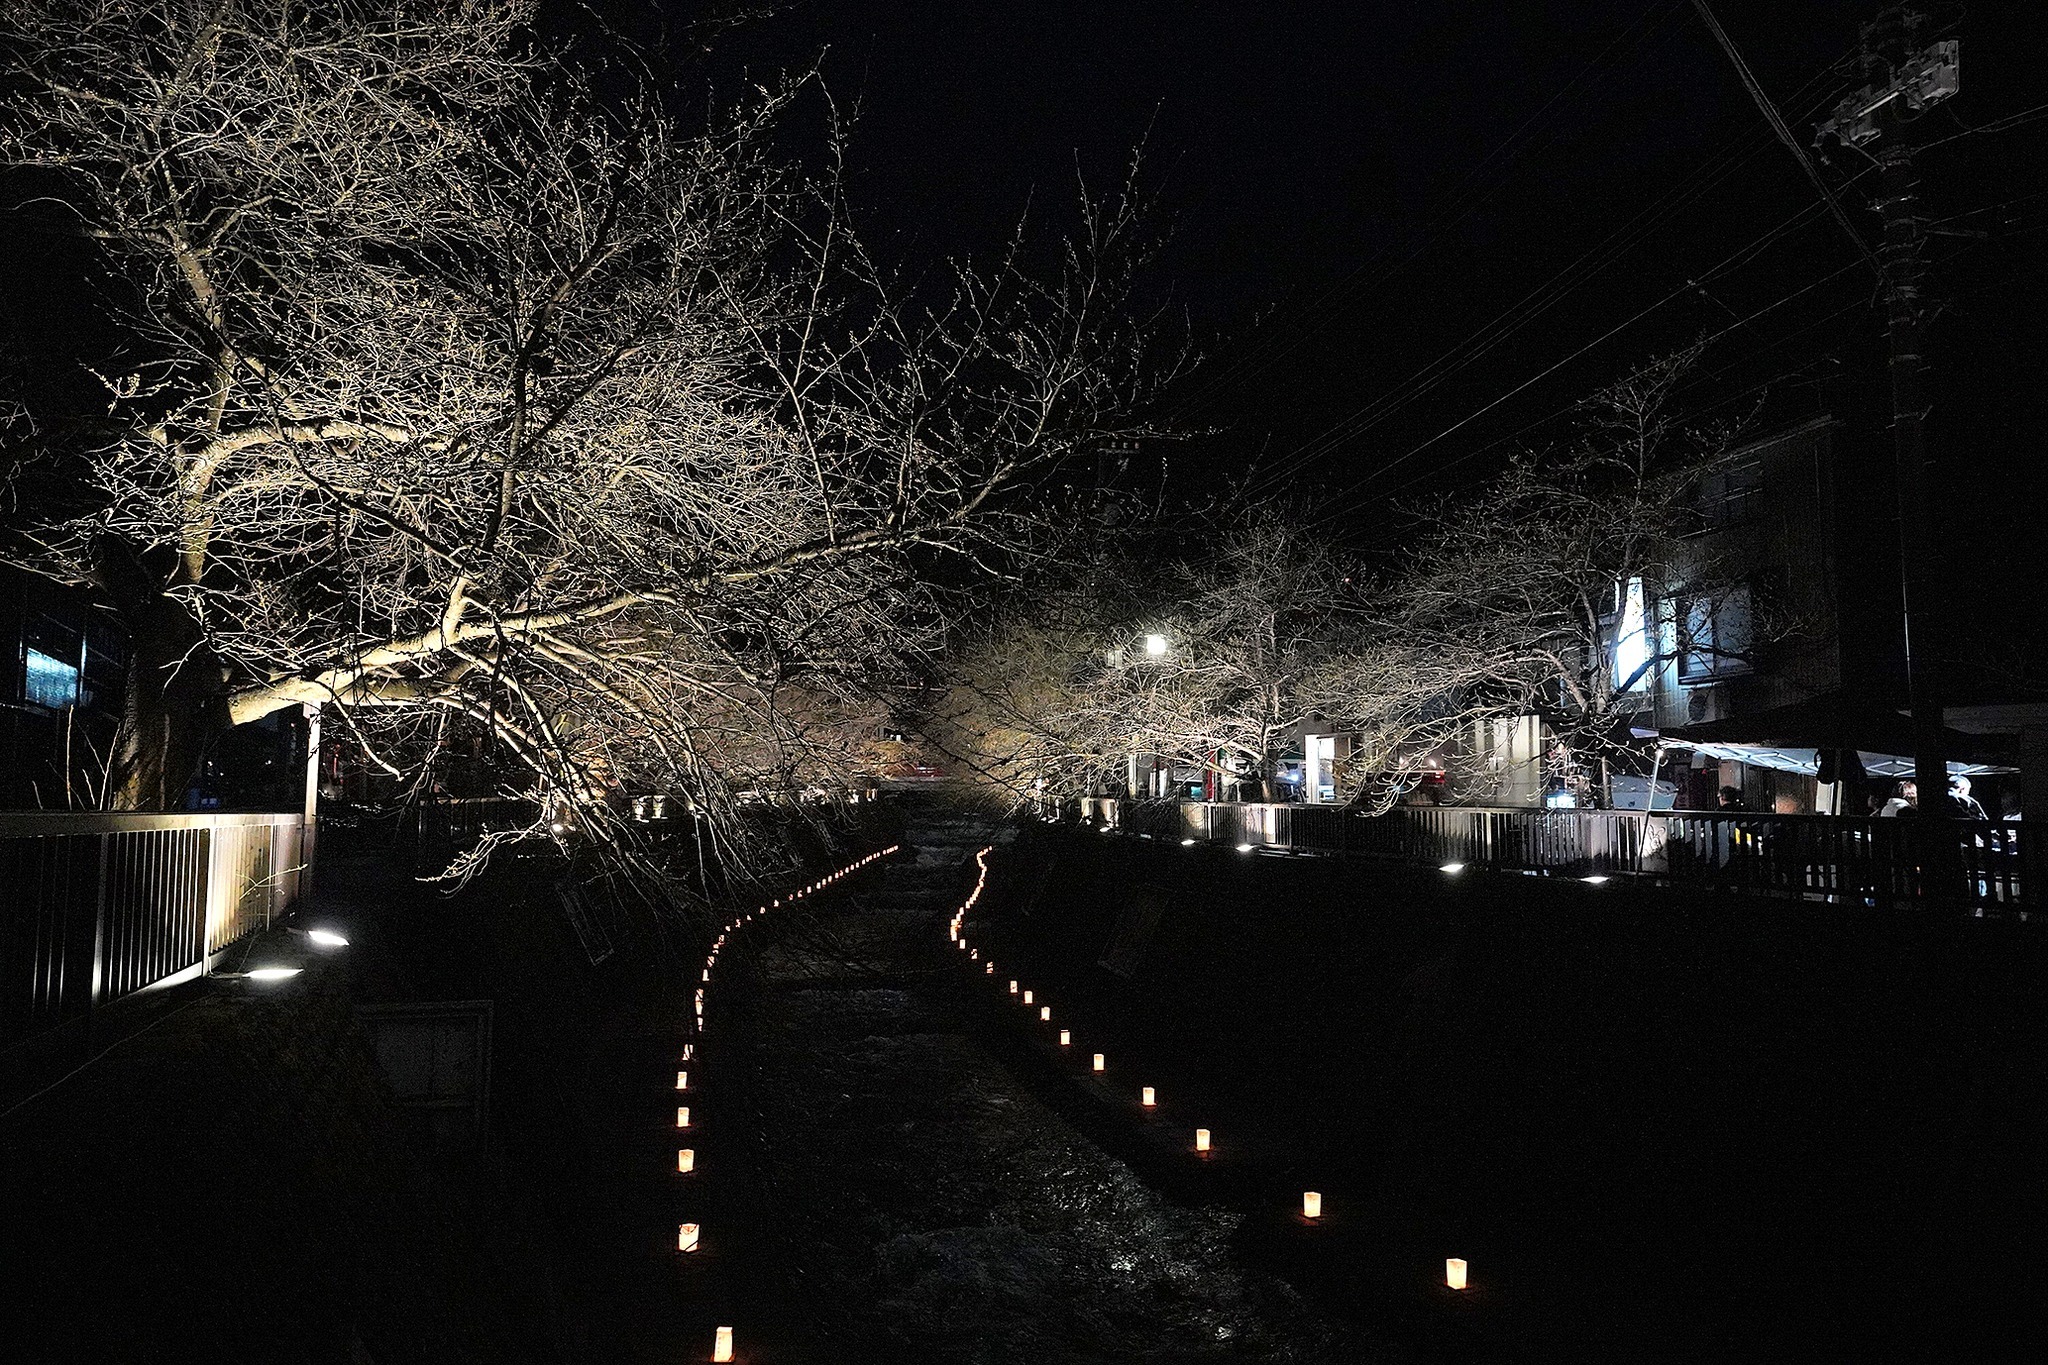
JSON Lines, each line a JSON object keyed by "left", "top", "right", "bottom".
{"left": 1302, "top": 1191, "right": 1322, "bottom": 1220}
{"left": 1447, "top": 1258, "right": 1468, "bottom": 1290}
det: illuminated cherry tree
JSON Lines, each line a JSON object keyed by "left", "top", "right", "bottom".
{"left": 0, "top": 2, "right": 1170, "bottom": 876}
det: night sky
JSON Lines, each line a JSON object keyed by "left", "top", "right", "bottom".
{"left": 652, "top": 0, "right": 2048, "bottom": 656}
{"left": 8, "top": 2, "right": 2044, "bottom": 634}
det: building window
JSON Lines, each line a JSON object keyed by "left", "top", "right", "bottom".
{"left": 1678, "top": 585, "right": 1753, "bottom": 682}
{"left": 1699, "top": 461, "right": 1763, "bottom": 531}
{"left": 1612, "top": 576, "right": 1652, "bottom": 693}
{"left": 23, "top": 646, "right": 80, "bottom": 709}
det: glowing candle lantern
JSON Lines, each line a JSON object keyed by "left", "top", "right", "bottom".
{"left": 1302, "top": 1191, "right": 1322, "bottom": 1219}
{"left": 1022, "top": 990, "right": 1033, "bottom": 1005}
{"left": 1195, "top": 1128, "right": 1211, "bottom": 1153}
{"left": 957, "top": 938, "right": 967, "bottom": 950}
{"left": 677, "top": 1107, "right": 691, "bottom": 1128}
{"left": 678, "top": 1222, "right": 700, "bottom": 1252}
{"left": 713, "top": 1326, "right": 733, "bottom": 1362}
{"left": 1092, "top": 1053, "right": 1106, "bottom": 1073}
{"left": 677, "top": 1148, "right": 695, "bottom": 1173}
{"left": 985, "top": 965, "right": 994, "bottom": 975}
{"left": 1059, "top": 1029, "right": 1071, "bottom": 1046}
{"left": 1446, "top": 1258, "right": 1468, "bottom": 1290}
{"left": 676, "top": 1071, "right": 689, "bottom": 1090}
{"left": 1141, "top": 1087, "right": 1157, "bottom": 1108}
{"left": 1008, "top": 980, "right": 1019, "bottom": 994}
{"left": 1040, "top": 1006, "right": 1052, "bottom": 1022}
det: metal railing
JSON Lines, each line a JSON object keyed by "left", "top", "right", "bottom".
{"left": 1, "top": 811, "right": 309, "bottom": 1055}
{"left": 1073, "top": 798, "right": 2029, "bottom": 913}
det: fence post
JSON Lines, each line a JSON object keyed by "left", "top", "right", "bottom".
{"left": 299, "top": 701, "right": 321, "bottom": 910}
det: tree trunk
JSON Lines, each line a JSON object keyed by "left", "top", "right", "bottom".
{"left": 96, "top": 542, "right": 232, "bottom": 810}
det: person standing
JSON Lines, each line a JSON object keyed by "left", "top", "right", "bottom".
{"left": 1947, "top": 775, "right": 1988, "bottom": 820}
{"left": 1878, "top": 780, "right": 1918, "bottom": 817}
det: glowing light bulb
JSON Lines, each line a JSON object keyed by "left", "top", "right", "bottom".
{"left": 1302, "top": 1191, "right": 1322, "bottom": 1220}
{"left": 1446, "top": 1258, "right": 1467, "bottom": 1290}
{"left": 1195, "top": 1128, "right": 1211, "bottom": 1153}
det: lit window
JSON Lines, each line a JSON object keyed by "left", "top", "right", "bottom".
{"left": 1612, "top": 577, "right": 1651, "bottom": 693}
{"left": 23, "top": 647, "right": 79, "bottom": 709}
{"left": 1679, "top": 586, "right": 1753, "bottom": 682}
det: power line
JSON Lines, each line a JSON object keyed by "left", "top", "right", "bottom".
{"left": 1309, "top": 233, "right": 1874, "bottom": 523}
{"left": 1162, "top": 0, "right": 1692, "bottom": 419}
{"left": 1244, "top": 145, "right": 1859, "bottom": 503}
{"left": 1234, "top": 27, "right": 1872, "bottom": 504}
{"left": 1687, "top": 0, "right": 1884, "bottom": 278}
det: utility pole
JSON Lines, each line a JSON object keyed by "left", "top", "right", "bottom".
{"left": 1816, "top": 10, "right": 1959, "bottom": 818}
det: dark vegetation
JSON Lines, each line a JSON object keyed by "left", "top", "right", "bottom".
{"left": 965, "top": 823, "right": 2047, "bottom": 1363}
{"left": 0, "top": 806, "right": 903, "bottom": 1364}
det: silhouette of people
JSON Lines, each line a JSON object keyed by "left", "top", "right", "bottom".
{"left": 1878, "top": 780, "right": 1918, "bottom": 817}
{"left": 1717, "top": 785, "right": 1744, "bottom": 812}
{"left": 1947, "top": 775, "right": 1988, "bottom": 820}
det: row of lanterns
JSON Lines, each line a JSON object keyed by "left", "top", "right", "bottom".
{"left": 951, "top": 843, "right": 1475, "bottom": 1296}
{"left": 677, "top": 842, "right": 902, "bottom": 1362}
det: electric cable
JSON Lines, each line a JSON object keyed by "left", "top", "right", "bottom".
{"left": 1228, "top": 35, "right": 1869, "bottom": 502}
{"left": 1688, "top": 0, "right": 1883, "bottom": 277}
{"left": 1164, "top": 0, "right": 1693, "bottom": 419}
